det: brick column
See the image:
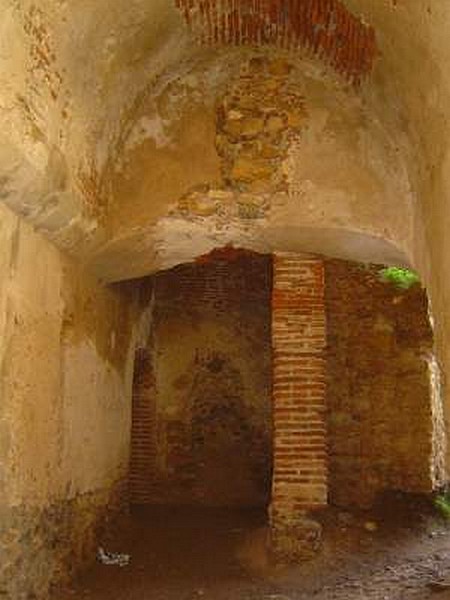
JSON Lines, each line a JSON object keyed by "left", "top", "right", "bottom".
{"left": 270, "top": 253, "right": 327, "bottom": 561}
{"left": 129, "top": 348, "right": 157, "bottom": 504}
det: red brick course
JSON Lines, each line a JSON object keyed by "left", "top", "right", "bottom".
{"left": 175, "top": 0, "right": 376, "bottom": 84}
{"left": 129, "top": 349, "right": 157, "bottom": 504}
{"left": 270, "top": 254, "right": 327, "bottom": 558}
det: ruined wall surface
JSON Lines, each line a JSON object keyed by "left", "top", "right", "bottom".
{"left": 0, "top": 203, "right": 137, "bottom": 600}
{"left": 0, "top": 1, "right": 189, "bottom": 254}
{"left": 271, "top": 254, "right": 327, "bottom": 562}
{"left": 130, "top": 250, "right": 273, "bottom": 508}
{"left": 91, "top": 49, "right": 412, "bottom": 281}
{"left": 325, "top": 259, "right": 442, "bottom": 509}
{"left": 3, "top": 0, "right": 450, "bottom": 477}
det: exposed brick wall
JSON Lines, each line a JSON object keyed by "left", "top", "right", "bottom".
{"left": 129, "top": 348, "right": 157, "bottom": 504}
{"left": 270, "top": 253, "right": 327, "bottom": 560}
{"left": 129, "top": 252, "right": 442, "bottom": 542}
{"left": 324, "top": 259, "right": 445, "bottom": 508}
{"left": 175, "top": 0, "right": 376, "bottom": 84}
{"left": 130, "top": 250, "right": 273, "bottom": 507}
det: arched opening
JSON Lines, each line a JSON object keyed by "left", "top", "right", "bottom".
{"left": 129, "top": 248, "right": 273, "bottom": 511}
{"left": 93, "top": 246, "right": 448, "bottom": 595}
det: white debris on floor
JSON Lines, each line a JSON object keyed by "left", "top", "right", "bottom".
{"left": 97, "top": 547, "right": 130, "bottom": 567}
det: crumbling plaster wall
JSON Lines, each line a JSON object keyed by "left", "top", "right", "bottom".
{"left": 90, "top": 48, "right": 413, "bottom": 281}
{"left": 0, "top": 202, "right": 138, "bottom": 599}
{"left": 0, "top": 1, "right": 189, "bottom": 252}
{"left": 341, "top": 0, "right": 450, "bottom": 477}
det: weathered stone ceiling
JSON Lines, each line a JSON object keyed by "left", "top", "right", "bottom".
{"left": 92, "top": 46, "right": 412, "bottom": 281}
{"left": 0, "top": 1, "right": 449, "bottom": 284}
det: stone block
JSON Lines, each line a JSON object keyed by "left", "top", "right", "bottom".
{"left": 231, "top": 157, "right": 272, "bottom": 182}
{"left": 271, "top": 517, "right": 322, "bottom": 563}
{"left": 186, "top": 194, "right": 218, "bottom": 217}
{"left": 260, "top": 143, "right": 280, "bottom": 159}
{"left": 223, "top": 117, "right": 244, "bottom": 139}
{"left": 267, "top": 58, "right": 292, "bottom": 77}
{"left": 207, "top": 189, "right": 235, "bottom": 202}
{"left": 239, "top": 116, "right": 265, "bottom": 138}
{"left": 265, "top": 115, "right": 286, "bottom": 134}
{"left": 286, "top": 109, "right": 307, "bottom": 129}
{"left": 224, "top": 114, "right": 265, "bottom": 139}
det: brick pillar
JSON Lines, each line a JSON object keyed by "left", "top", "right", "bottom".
{"left": 129, "top": 348, "right": 157, "bottom": 504}
{"left": 270, "top": 253, "right": 327, "bottom": 561}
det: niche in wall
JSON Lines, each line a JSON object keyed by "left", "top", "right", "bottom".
{"left": 130, "top": 248, "right": 273, "bottom": 508}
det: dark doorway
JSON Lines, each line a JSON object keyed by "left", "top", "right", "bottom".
{"left": 130, "top": 249, "right": 273, "bottom": 509}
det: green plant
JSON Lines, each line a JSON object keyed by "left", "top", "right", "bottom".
{"left": 379, "top": 267, "right": 420, "bottom": 289}
{"left": 434, "top": 493, "right": 450, "bottom": 520}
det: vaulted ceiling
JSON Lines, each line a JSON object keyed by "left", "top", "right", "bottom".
{"left": 1, "top": 1, "right": 449, "bottom": 287}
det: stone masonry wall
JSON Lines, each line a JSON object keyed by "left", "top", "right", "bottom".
{"left": 270, "top": 254, "right": 327, "bottom": 561}
{"left": 129, "top": 249, "right": 273, "bottom": 508}
{"left": 325, "top": 259, "right": 442, "bottom": 509}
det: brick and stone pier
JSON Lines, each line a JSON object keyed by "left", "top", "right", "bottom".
{"left": 270, "top": 253, "right": 328, "bottom": 561}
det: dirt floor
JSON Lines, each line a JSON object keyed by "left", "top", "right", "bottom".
{"left": 54, "top": 494, "right": 450, "bottom": 600}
